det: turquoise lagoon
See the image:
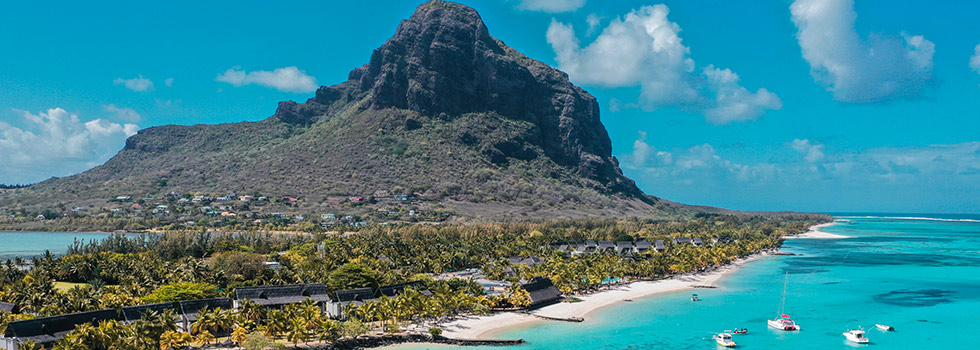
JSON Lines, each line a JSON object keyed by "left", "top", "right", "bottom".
{"left": 0, "top": 231, "right": 117, "bottom": 259}
{"left": 404, "top": 215, "right": 980, "bottom": 349}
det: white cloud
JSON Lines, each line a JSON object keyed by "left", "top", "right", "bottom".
{"left": 0, "top": 108, "right": 139, "bottom": 184}
{"left": 164, "top": 78, "right": 174, "bottom": 87}
{"left": 113, "top": 75, "right": 154, "bottom": 92}
{"left": 790, "top": 138, "right": 825, "bottom": 162}
{"left": 547, "top": 5, "right": 780, "bottom": 124}
{"left": 516, "top": 0, "right": 585, "bottom": 12}
{"left": 790, "top": 0, "right": 936, "bottom": 103}
{"left": 970, "top": 44, "right": 980, "bottom": 74}
{"left": 102, "top": 104, "right": 141, "bottom": 123}
{"left": 215, "top": 66, "right": 318, "bottom": 93}
{"left": 585, "top": 13, "right": 602, "bottom": 35}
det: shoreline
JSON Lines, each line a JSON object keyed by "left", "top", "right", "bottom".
{"left": 419, "top": 251, "right": 772, "bottom": 341}
{"left": 786, "top": 221, "right": 851, "bottom": 239}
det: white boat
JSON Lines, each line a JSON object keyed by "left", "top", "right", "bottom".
{"left": 843, "top": 328, "right": 870, "bottom": 344}
{"left": 768, "top": 314, "right": 801, "bottom": 331}
{"left": 691, "top": 293, "right": 699, "bottom": 302}
{"left": 875, "top": 324, "right": 894, "bottom": 331}
{"left": 713, "top": 332, "right": 736, "bottom": 347}
{"left": 767, "top": 274, "right": 801, "bottom": 331}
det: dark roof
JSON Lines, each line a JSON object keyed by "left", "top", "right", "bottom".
{"left": 179, "top": 298, "right": 232, "bottom": 315}
{"left": 522, "top": 277, "right": 562, "bottom": 307}
{"left": 234, "top": 283, "right": 331, "bottom": 306}
{"left": 634, "top": 239, "right": 651, "bottom": 249}
{"left": 692, "top": 237, "right": 704, "bottom": 245}
{"left": 0, "top": 301, "right": 16, "bottom": 313}
{"left": 376, "top": 281, "right": 425, "bottom": 298}
{"left": 616, "top": 241, "right": 633, "bottom": 249}
{"left": 122, "top": 303, "right": 178, "bottom": 322}
{"left": 585, "top": 240, "right": 597, "bottom": 247}
{"left": 675, "top": 237, "right": 691, "bottom": 244}
{"left": 5, "top": 309, "right": 121, "bottom": 343}
{"left": 334, "top": 288, "right": 375, "bottom": 302}
{"left": 654, "top": 240, "right": 666, "bottom": 249}
{"left": 597, "top": 241, "right": 615, "bottom": 250}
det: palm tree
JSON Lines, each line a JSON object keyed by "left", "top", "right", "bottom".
{"left": 285, "top": 318, "right": 308, "bottom": 347}
{"left": 195, "top": 330, "right": 215, "bottom": 347}
{"left": 159, "top": 330, "right": 192, "bottom": 350}
{"left": 231, "top": 325, "right": 249, "bottom": 349}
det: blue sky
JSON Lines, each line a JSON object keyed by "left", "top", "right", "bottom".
{"left": 2, "top": 0, "right": 979, "bottom": 213}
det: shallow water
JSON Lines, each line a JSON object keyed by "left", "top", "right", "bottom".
{"left": 0, "top": 231, "right": 115, "bottom": 258}
{"left": 400, "top": 215, "right": 980, "bottom": 349}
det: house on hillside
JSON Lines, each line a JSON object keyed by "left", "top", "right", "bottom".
{"left": 521, "top": 277, "right": 562, "bottom": 308}
{"left": 616, "top": 241, "right": 634, "bottom": 255}
{"left": 692, "top": 237, "right": 704, "bottom": 247}
{"left": 654, "top": 240, "right": 666, "bottom": 252}
{"left": 634, "top": 239, "right": 651, "bottom": 254}
{"left": 674, "top": 237, "right": 692, "bottom": 245}
{"left": 508, "top": 256, "right": 542, "bottom": 267}
{"left": 597, "top": 241, "right": 615, "bottom": 253}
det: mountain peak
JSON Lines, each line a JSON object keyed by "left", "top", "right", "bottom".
{"left": 5, "top": 1, "right": 661, "bottom": 220}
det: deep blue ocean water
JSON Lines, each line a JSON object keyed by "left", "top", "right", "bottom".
{"left": 399, "top": 215, "right": 980, "bottom": 349}
{"left": 0, "top": 231, "right": 114, "bottom": 259}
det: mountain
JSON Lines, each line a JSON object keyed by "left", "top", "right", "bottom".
{"left": 0, "top": 1, "right": 706, "bottom": 221}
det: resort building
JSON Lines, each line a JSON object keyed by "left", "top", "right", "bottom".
{"left": 177, "top": 298, "right": 233, "bottom": 333}
{"left": 634, "top": 239, "right": 651, "bottom": 254}
{"left": 121, "top": 302, "right": 178, "bottom": 322}
{"left": 233, "top": 283, "right": 332, "bottom": 310}
{"left": 1, "top": 309, "right": 122, "bottom": 350}
{"left": 327, "top": 288, "right": 375, "bottom": 319}
{"left": 521, "top": 277, "right": 562, "bottom": 308}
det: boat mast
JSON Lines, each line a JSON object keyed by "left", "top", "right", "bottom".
{"left": 777, "top": 272, "right": 788, "bottom": 317}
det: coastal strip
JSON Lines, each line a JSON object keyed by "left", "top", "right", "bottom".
{"left": 786, "top": 221, "right": 851, "bottom": 239}
{"left": 430, "top": 251, "right": 771, "bottom": 340}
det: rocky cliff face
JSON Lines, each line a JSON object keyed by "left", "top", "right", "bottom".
{"left": 294, "top": 1, "right": 641, "bottom": 196}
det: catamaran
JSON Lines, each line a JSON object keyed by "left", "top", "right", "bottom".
{"left": 843, "top": 328, "right": 870, "bottom": 344}
{"left": 767, "top": 273, "right": 801, "bottom": 331}
{"left": 713, "top": 332, "right": 737, "bottom": 347}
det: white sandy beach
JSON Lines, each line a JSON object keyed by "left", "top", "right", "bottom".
{"left": 428, "top": 253, "right": 769, "bottom": 340}
{"left": 786, "top": 221, "right": 851, "bottom": 239}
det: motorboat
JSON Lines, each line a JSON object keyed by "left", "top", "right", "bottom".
{"left": 843, "top": 328, "right": 870, "bottom": 344}
{"left": 768, "top": 314, "right": 800, "bottom": 331}
{"left": 713, "top": 332, "right": 736, "bottom": 347}
{"left": 733, "top": 328, "right": 748, "bottom": 334}
{"left": 691, "top": 294, "right": 699, "bottom": 302}
{"left": 875, "top": 324, "right": 894, "bottom": 331}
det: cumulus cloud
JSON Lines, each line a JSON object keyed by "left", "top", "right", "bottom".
{"left": 547, "top": 5, "right": 780, "bottom": 124}
{"left": 970, "top": 44, "right": 980, "bottom": 74}
{"left": 113, "top": 75, "right": 154, "bottom": 92}
{"left": 790, "top": 0, "right": 936, "bottom": 103}
{"left": 0, "top": 108, "right": 139, "bottom": 184}
{"left": 102, "top": 104, "right": 141, "bottom": 123}
{"left": 621, "top": 134, "right": 980, "bottom": 211}
{"left": 790, "top": 138, "right": 825, "bottom": 162}
{"left": 516, "top": 0, "right": 586, "bottom": 12}
{"left": 215, "top": 66, "right": 318, "bottom": 93}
